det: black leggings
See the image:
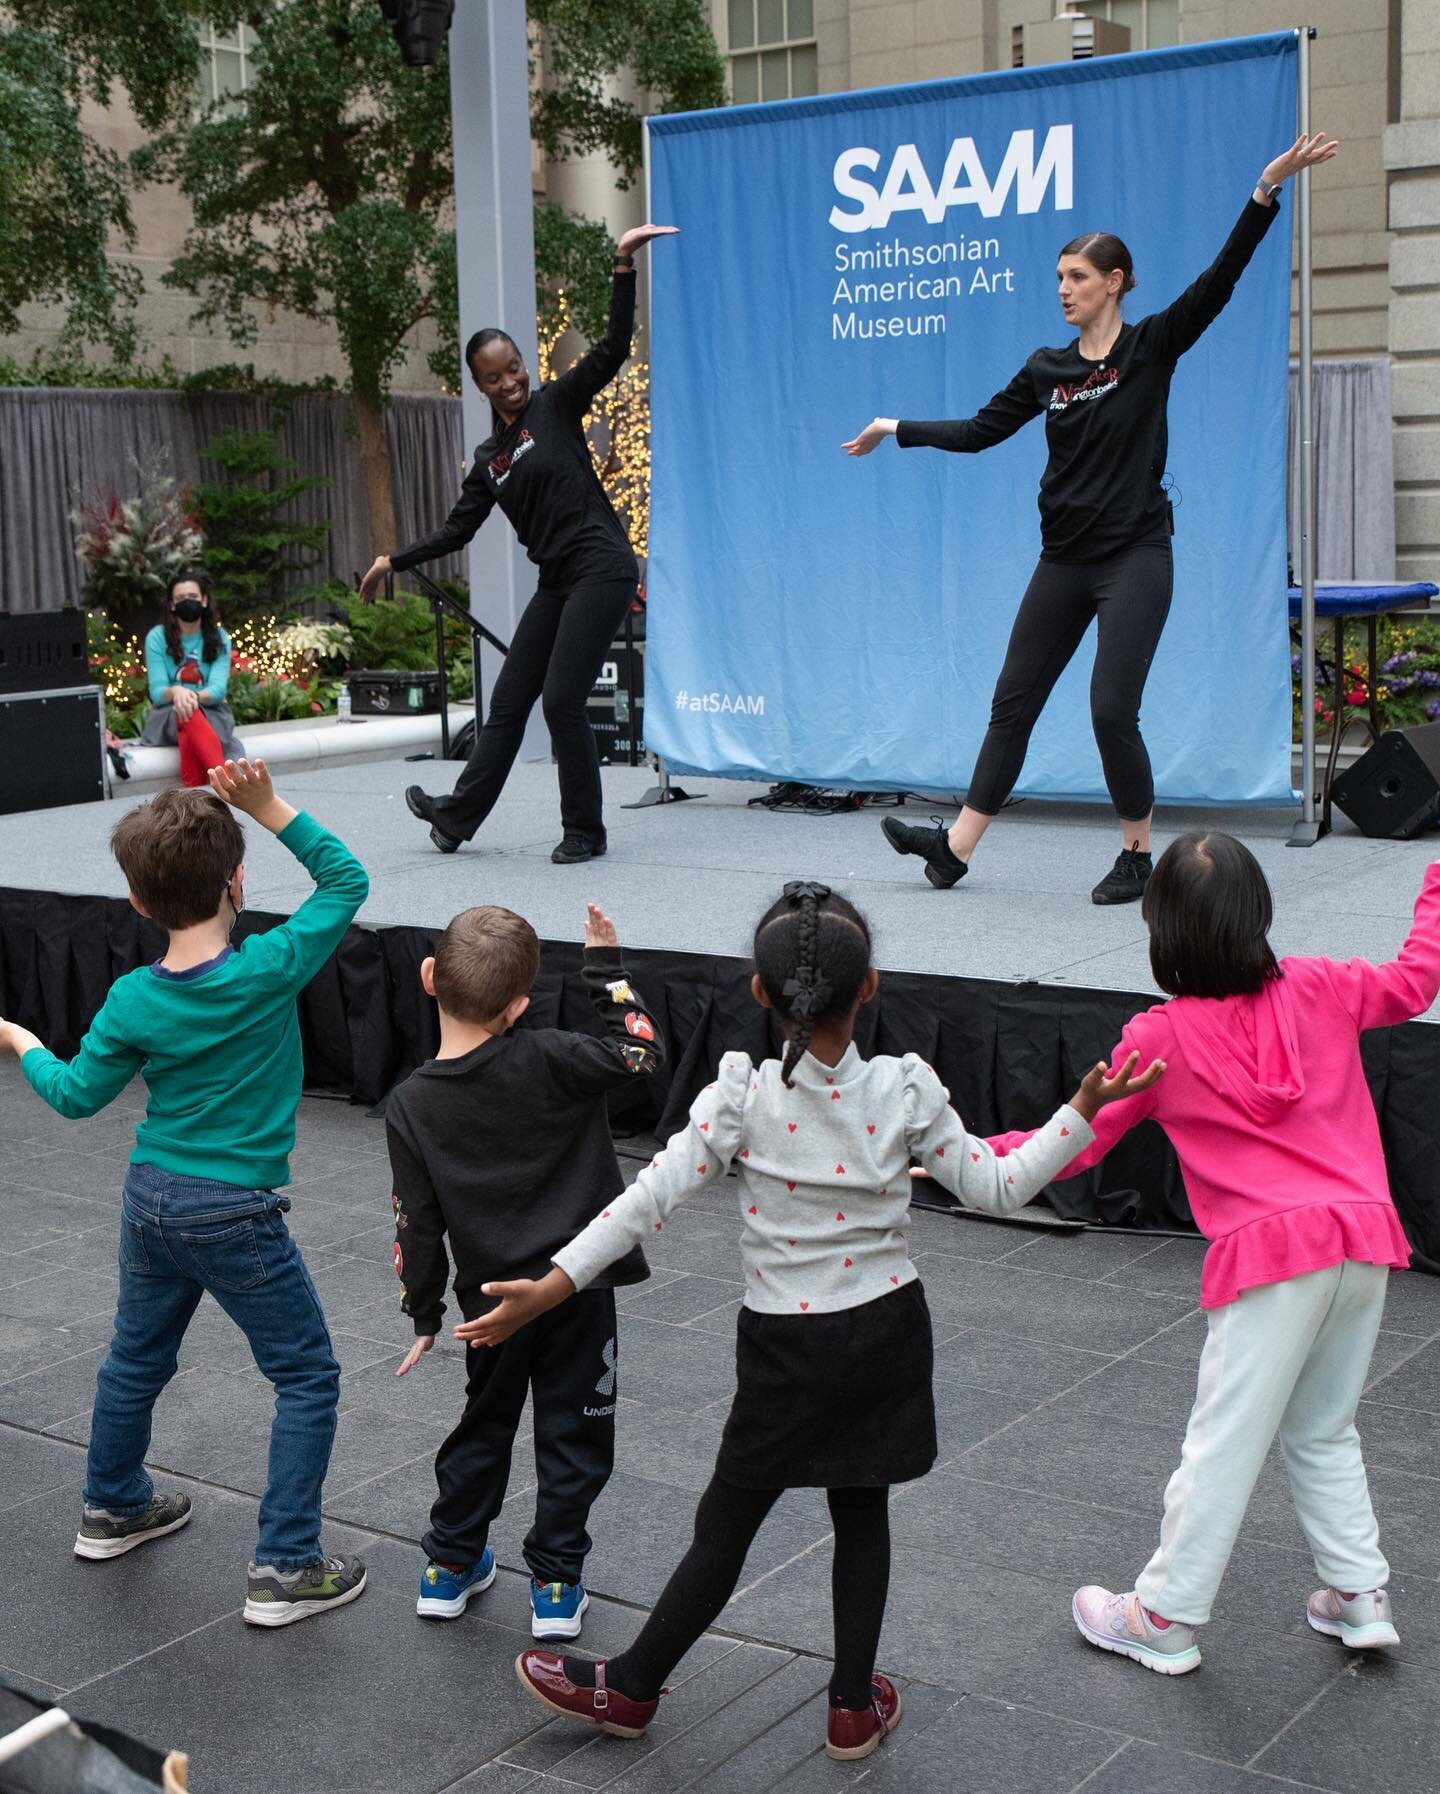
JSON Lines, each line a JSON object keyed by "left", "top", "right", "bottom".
{"left": 966, "top": 534, "right": 1173, "bottom": 822}
{"left": 432, "top": 577, "right": 634, "bottom": 842}
{"left": 607, "top": 1474, "right": 890, "bottom": 1709}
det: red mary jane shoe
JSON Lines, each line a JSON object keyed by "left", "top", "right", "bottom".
{"left": 825, "top": 1674, "right": 903, "bottom": 1760}
{"left": 514, "top": 1650, "right": 662, "bottom": 1739}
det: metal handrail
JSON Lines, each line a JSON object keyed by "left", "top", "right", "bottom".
{"left": 385, "top": 567, "right": 509, "bottom": 759}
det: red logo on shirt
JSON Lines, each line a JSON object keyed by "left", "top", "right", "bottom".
{"left": 1049, "top": 366, "right": 1119, "bottom": 412}
{"left": 625, "top": 1012, "right": 654, "bottom": 1041}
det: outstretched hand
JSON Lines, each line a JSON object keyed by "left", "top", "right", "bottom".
{"left": 583, "top": 903, "right": 619, "bottom": 950}
{"left": 616, "top": 223, "right": 680, "bottom": 259}
{"left": 358, "top": 554, "right": 392, "bottom": 606}
{"left": 207, "top": 758, "right": 296, "bottom": 835}
{"left": 1260, "top": 132, "right": 1340, "bottom": 191}
{"left": 841, "top": 418, "right": 898, "bottom": 457}
{"left": 454, "top": 1279, "right": 552, "bottom": 1349}
{"left": 1069, "top": 1050, "right": 1166, "bottom": 1123}
{"left": 396, "top": 1335, "right": 434, "bottom": 1377}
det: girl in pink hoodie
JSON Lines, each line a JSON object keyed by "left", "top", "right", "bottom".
{"left": 998, "top": 831, "right": 1440, "bottom": 1676}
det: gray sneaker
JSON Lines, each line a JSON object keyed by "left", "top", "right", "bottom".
{"left": 244, "top": 1553, "right": 368, "bottom": 1628}
{"left": 1072, "top": 1585, "right": 1201, "bottom": 1674}
{"left": 1307, "top": 1586, "right": 1399, "bottom": 1649}
{"left": 74, "top": 1490, "right": 193, "bottom": 1560}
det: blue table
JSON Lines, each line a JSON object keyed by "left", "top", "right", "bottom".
{"left": 1287, "top": 582, "right": 1439, "bottom": 830}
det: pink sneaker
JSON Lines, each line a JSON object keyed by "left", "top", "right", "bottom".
{"left": 1306, "top": 1587, "right": 1399, "bottom": 1650}
{"left": 1071, "top": 1586, "right": 1201, "bottom": 1675}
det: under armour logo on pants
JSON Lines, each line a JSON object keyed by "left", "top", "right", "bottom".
{"left": 595, "top": 1336, "right": 617, "bottom": 1398}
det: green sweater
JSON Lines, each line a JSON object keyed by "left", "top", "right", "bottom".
{"left": 21, "top": 812, "right": 369, "bottom": 1189}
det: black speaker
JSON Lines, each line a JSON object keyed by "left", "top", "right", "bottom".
{"left": 0, "top": 609, "right": 88, "bottom": 695}
{"left": 0, "top": 687, "right": 105, "bottom": 815}
{"left": 1332, "top": 723, "right": 1440, "bottom": 840}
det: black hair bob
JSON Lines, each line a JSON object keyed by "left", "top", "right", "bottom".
{"left": 1142, "top": 831, "right": 1280, "bottom": 1000}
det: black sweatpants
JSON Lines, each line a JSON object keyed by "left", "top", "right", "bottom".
{"left": 422, "top": 1288, "right": 617, "bottom": 1585}
{"left": 432, "top": 577, "right": 635, "bottom": 843}
{"left": 606, "top": 1474, "right": 891, "bottom": 1710}
{"left": 966, "top": 533, "right": 1173, "bottom": 822}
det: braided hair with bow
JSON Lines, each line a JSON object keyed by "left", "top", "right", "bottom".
{"left": 754, "top": 881, "right": 873, "bottom": 1086}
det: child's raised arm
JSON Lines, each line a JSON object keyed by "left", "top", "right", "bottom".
{"left": 1321, "top": 860, "right": 1440, "bottom": 1030}
{"left": 560, "top": 904, "right": 667, "bottom": 1093}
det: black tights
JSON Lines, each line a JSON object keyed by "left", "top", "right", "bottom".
{"left": 595, "top": 1473, "right": 890, "bottom": 1709}
{"left": 966, "top": 534, "right": 1173, "bottom": 821}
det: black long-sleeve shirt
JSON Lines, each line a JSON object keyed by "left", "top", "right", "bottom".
{"left": 386, "top": 947, "right": 663, "bottom": 1334}
{"left": 390, "top": 271, "right": 640, "bottom": 592}
{"left": 897, "top": 198, "right": 1281, "bottom": 563}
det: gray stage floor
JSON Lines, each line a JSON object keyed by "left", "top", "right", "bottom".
{"left": 3, "top": 1063, "right": 1437, "bottom": 1793}
{"left": 2, "top": 757, "right": 1438, "bottom": 1015}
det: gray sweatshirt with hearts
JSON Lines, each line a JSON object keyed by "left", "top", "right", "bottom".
{"left": 553, "top": 1043, "right": 1093, "bottom": 1316}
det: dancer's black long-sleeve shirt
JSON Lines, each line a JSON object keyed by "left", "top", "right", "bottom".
{"left": 391, "top": 271, "right": 640, "bottom": 591}
{"left": 897, "top": 198, "right": 1281, "bottom": 563}
{"left": 386, "top": 947, "right": 662, "bottom": 1335}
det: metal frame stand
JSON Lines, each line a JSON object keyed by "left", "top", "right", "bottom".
{"left": 1289, "top": 24, "right": 1322, "bottom": 846}
{"left": 623, "top": 757, "right": 704, "bottom": 809}
{"left": 391, "top": 568, "right": 510, "bottom": 759}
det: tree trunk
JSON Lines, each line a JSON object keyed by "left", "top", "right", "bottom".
{"left": 353, "top": 387, "right": 397, "bottom": 562}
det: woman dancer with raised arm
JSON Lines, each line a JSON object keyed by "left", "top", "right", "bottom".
{"left": 843, "top": 135, "right": 1337, "bottom": 905}
{"left": 359, "top": 224, "right": 677, "bottom": 865}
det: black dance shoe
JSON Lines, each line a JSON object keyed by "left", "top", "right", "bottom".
{"left": 406, "top": 784, "right": 462, "bottom": 855}
{"left": 1091, "top": 846, "right": 1153, "bottom": 906}
{"left": 551, "top": 832, "right": 608, "bottom": 866}
{"left": 880, "top": 816, "right": 968, "bottom": 890}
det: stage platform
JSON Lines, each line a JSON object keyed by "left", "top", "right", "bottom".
{"left": 3, "top": 755, "right": 1437, "bottom": 995}
{"left": 1, "top": 757, "right": 1437, "bottom": 1261}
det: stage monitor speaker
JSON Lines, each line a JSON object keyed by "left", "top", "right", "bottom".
{"left": 0, "top": 686, "right": 106, "bottom": 815}
{"left": 1332, "top": 722, "right": 1440, "bottom": 840}
{"left": 0, "top": 609, "right": 88, "bottom": 695}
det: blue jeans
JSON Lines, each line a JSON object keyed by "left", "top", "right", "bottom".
{"left": 86, "top": 1162, "right": 340, "bottom": 1572}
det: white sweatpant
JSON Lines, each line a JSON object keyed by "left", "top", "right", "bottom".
{"left": 1136, "top": 1259, "right": 1390, "bottom": 1626}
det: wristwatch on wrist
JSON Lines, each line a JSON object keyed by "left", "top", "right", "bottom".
{"left": 1256, "top": 177, "right": 1281, "bottom": 201}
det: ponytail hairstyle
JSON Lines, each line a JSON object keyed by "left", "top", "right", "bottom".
{"left": 1058, "top": 231, "right": 1137, "bottom": 297}
{"left": 753, "top": 881, "right": 873, "bottom": 1087}
{"left": 465, "top": 327, "right": 521, "bottom": 436}
{"left": 164, "top": 567, "right": 223, "bottom": 669}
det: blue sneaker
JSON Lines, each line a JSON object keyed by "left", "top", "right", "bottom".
{"left": 530, "top": 1576, "right": 589, "bottom": 1639}
{"left": 417, "top": 1550, "right": 497, "bottom": 1620}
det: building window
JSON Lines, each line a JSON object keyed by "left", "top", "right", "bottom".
{"left": 727, "top": 0, "right": 817, "bottom": 103}
{"left": 1071, "top": 0, "right": 1181, "bottom": 50}
{"left": 196, "top": 20, "right": 259, "bottom": 114}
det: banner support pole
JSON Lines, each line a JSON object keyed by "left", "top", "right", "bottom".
{"left": 1289, "top": 24, "right": 1322, "bottom": 847}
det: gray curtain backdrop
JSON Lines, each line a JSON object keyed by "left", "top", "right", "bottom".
{"left": 1287, "top": 357, "right": 1396, "bottom": 581}
{"left": 0, "top": 359, "right": 1398, "bottom": 611}
{"left": 0, "top": 387, "right": 467, "bottom": 612}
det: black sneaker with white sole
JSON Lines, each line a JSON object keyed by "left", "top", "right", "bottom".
{"left": 880, "top": 815, "right": 968, "bottom": 889}
{"left": 75, "top": 1490, "right": 193, "bottom": 1560}
{"left": 1091, "top": 847, "right": 1153, "bottom": 906}
{"left": 405, "top": 785, "right": 462, "bottom": 854}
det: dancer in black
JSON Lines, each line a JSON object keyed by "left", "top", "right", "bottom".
{"left": 844, "top": 134, "right": 1338, "bottom": 904}
{"left": 359, "top": 224, "right": 677, "bottom": 865}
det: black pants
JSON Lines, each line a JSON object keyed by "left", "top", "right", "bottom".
{"left": 966, "top": 534, "right": 1173, "bottom": 822}
{"left": 608, "top": 1474, "right": 890, "bottom": 1710}
{"left": 422, "top": 1288, "right": 617, "bottom": 1585}
{"left": 433, "top": 578, "right": 635, "bottom": 842}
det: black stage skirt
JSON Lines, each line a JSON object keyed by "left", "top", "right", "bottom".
{"left": 715, "top": 1279, "right": 937, "bottom": 1489}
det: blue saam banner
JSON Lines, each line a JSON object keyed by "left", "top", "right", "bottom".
{"left": 644, "top": 33, "right": 1297, "bottom": 803}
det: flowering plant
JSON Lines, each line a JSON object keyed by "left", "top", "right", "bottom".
{"left": 1291, "top": 615, "right": 1440, "bottom": 736}
{"left": 72, "top": 454, "right": 205, "bottom": 617}
{"left": 85, "top": 611, "right": 150, "bottom": 736}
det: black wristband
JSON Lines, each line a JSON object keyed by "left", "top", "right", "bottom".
{"left": 613, "top": 253, "right": 635, "bottom": 269}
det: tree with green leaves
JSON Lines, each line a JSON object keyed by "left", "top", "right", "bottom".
{"left": 190, "top": 425, "right": 332, "bottom": 618}
{"left": 0, "top": 24, "right": 140, "bottom": 355}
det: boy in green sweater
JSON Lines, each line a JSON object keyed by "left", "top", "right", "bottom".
{"left": 0, "top": 759, "right": 370, "bottom": 1627}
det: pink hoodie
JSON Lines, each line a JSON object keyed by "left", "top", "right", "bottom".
{"left": 991, "top": 862, "right": 1440, "bottom": 1308}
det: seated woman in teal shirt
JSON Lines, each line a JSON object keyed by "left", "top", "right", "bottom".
{"left": 140, "top": 569, "right": 244, "bottom": 785}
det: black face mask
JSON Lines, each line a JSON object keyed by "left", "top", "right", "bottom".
{"left": 173, "top": 599, "right": 205, "bottom": 623}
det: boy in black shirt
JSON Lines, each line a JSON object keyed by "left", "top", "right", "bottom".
{"left": 387, "top": 901, "right": 663, "bottom": 1637}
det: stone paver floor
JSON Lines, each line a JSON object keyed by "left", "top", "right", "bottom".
{"left": 2, "top": 1060, "right": 1437, "bottom": 1792}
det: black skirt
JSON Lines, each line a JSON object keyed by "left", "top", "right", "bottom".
{"left": 715, "top": 1279, "right": 937, "bottom": 1490}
